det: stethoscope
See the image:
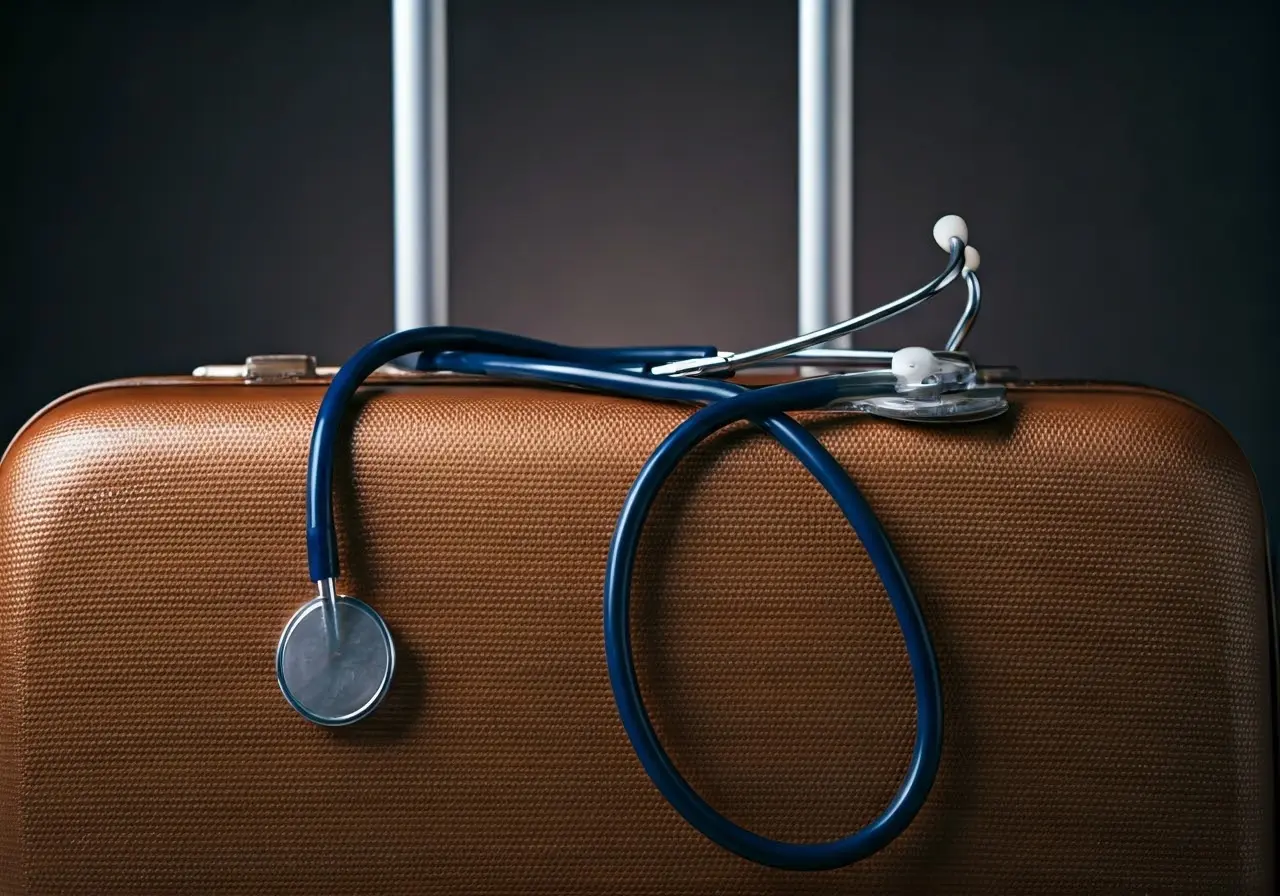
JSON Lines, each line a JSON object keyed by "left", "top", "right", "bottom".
{"left": 277, "top": 215, "right": 1004, "bottom": 871}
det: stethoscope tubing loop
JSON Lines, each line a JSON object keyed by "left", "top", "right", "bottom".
{"left": 603, "top": 378, "right": 943, "bottom": 871}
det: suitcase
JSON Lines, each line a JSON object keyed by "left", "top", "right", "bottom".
{"left": 2, "top": 3, "right": 1275, "bottom": 891}
{"left": 0, "top": 372, "right": 1274, "bottom": 893}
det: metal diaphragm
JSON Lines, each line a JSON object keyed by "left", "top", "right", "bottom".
{"left": 277, "top": 595, "right": 395, "bottom": 726}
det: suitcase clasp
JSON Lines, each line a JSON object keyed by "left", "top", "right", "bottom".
{"left": 193, "top": 354, "right": 318, "bottom": 381}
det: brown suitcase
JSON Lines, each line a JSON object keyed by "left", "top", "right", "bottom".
{"left": 0, "top": 370, "right": 1273, "bottom": 893}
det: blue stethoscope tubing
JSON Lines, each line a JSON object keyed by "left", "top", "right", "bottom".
{"left": 307, "top": 327, "right": 718, "bottom": 582}
{"left": 305, "top": 327, "right": 943, "bottom": 872}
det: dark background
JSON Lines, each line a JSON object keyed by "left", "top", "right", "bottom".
{"left": 3, "top": 1, "right": 1277, "bottom": 527}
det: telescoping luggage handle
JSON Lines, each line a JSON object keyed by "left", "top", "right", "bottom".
{"left": 391, "top": 0, "right": 910, "bottom": 370}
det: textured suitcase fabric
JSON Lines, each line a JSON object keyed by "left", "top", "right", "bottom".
{"left": 0, "top": 379, "right": 1273, "bottom": 894}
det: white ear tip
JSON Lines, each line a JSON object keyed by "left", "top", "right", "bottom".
{"left": 932, "top": 214, "right": 969, "bottom": 251}
{"left": 891, "top": 346, "right": 941, "bottom": 382}
{"left": 963, "top": 246, "right": 981, "bottom": 272}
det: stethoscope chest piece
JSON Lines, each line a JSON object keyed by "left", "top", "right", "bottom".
{"left": 829, "top": 348, "right": 1009, "bottom": 423}
{"left": 848, "top": 390, "right": 1009, "bottom": 423}
{"left": 277, "top": 587, "right": 395, "bottom": 727}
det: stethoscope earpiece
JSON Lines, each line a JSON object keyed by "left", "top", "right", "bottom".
{"left": 890, "top": 346, "right": 943, "bottom": 384}
{"left": 932, "top": 214, "right": 969, "bottom": 251}
{"left": 277, "top": 580, "right": 395, "bottom": 727}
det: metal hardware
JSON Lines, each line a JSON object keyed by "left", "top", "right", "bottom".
{"left": 244, "top": 355, "right": 318, "bottom": 379}
{"left": 652, "top": 239, "right": 965, "bottom": 378}
{"left": 393, "top": 0, "right": 449, "bottom": 332}
{"left": 192, "top": 355, "right": 317, "bottom": 381}
{"left": 839, "top": 387, "right": 1009, "bottom": 423}
{"left": 192, "top": 356, "right": 433, "bottom": 381}
{"left": 799, "top": 0, "right": 855, "bottom": 346}
{"left": 277, "top": 589, "right": 396, "bottom": 727}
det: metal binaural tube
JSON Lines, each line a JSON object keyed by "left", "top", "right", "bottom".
{"left": 945, "top": 270, "right": 981, "bottom": 352}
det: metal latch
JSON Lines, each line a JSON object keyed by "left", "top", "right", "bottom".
{"left": 193, "top": 355, "right": 318, "bottom": 381}
{"left": 193, "top": 355, "right": 430, "bottom": 381}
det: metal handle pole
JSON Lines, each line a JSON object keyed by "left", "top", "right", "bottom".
{"left": 798, "top": 0, "right": 854, "bottom": 345}
{"left": 392, "top": 0, "right": 449, "bottom": 331}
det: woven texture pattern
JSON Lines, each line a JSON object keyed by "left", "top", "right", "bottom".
{"left": 0, "top": 381, "right": 1273, "bottom": 894}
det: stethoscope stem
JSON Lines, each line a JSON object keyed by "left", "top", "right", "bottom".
{"left": 318, "top": 577, "right": 340, "bottom": 652}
